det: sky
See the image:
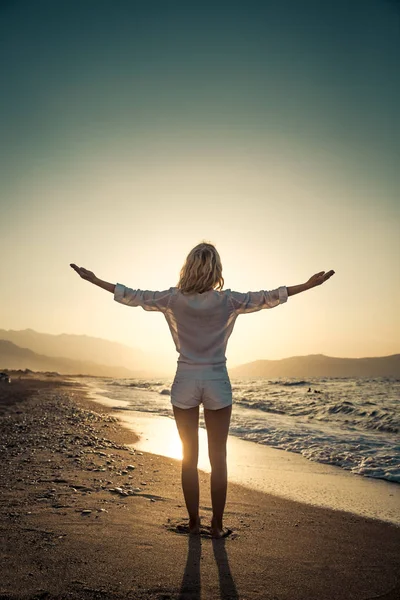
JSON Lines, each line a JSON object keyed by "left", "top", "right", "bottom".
{"left": 0, "top": 0, "right": 399, "bottom": 374}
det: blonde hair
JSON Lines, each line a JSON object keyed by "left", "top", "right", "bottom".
{"left": 177, "top": 242, "right": 224, "bottom": 294}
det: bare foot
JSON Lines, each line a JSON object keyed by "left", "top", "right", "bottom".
{"left": 189, "top": 515, "right": 200, "bottom": 535}
{"left": 211, "top": 517, "right": 232, "bottom": 539}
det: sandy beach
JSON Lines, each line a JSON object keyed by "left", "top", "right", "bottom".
{"left": 1, "top": 373, "right": 399, "bottom": 600}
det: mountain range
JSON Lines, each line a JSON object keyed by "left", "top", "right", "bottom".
{"left": 0, "top": 328, "right": 147, "bottom": 371}
{"left": 0, "top": 329, "right": 399, "bottom": 378}
{"left": 229, "top": 353, "right": 400, "bottom": 378}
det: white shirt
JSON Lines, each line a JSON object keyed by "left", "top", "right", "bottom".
{"left": 114, "top": 284, "right": 288, "bottom": 369}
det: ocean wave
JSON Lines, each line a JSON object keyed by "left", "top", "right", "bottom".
{"left": 128, "top": 382, "right": 152, "bottom": 389}
{"left": 234, "top": 396, "right": 400, "bottom": 435}
{"left": 235, "top": 399, "right": 286, "bottom": 415}
{"left": 327, "top": 401, "right": 356, "bottom": 414}
{"left": 86, "top": 375, "right": 400, "bottom": 485}
{"left": 227, "top": 424, "right": 400, "bottom": 485}
{"left": 268, "top": 380, "right": 311, "bottom": 387}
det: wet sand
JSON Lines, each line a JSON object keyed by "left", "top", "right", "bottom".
{"left": 1, "top": 372, "right": 399, "bottom": 599}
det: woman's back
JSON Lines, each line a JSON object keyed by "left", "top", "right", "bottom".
{"left": 113, "top": 284, "right": 288, "bottom": 367}
{"left": 167, "top": 288, "right": 236, "bottom": 367}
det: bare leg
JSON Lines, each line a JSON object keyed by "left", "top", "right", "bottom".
{"left": 204, "top": 405, "right": 232, "bottom": 538}
{"left": 173, "top": 405, "right": 200, "bottom": 533}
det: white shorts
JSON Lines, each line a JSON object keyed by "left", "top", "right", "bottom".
{"left": 171, "top": 366, "right": 233, "bottom": 411}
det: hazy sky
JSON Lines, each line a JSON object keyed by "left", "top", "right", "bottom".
{"left": 1, "top": 0, "right": 399, "bottom": 373}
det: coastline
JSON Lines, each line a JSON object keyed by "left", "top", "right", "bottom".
{"left": 85, "top": 382, "right": 400, "bottom": 527}
{"left": 1, "top": 373, "right": 399, "bottom": 600}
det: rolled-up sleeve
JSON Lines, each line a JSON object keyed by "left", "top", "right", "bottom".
{"left": 229, "top": 286, "right": 288, "bottom": 314}
{"left": 114, "top": 283, "right": 173, "bottom": 313}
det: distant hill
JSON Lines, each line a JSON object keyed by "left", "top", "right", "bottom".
{"left": 0, "top": 339, "right": 138, "bottom": 378}
{"left": 230, "top": 354, "right": 400, "bottom": 378}
{"left": 0, "top": 328, "right": 148, "bottom": 372}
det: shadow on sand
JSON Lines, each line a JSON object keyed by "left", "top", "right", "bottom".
{"left": 178, "top": 534, "right": 238, "bottom": 600}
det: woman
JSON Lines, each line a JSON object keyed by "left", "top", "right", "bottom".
{"left": 70, "top": 243, "right": 334, "bottom": 538}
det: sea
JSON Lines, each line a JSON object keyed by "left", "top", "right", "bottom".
{"left": 80, "top": 375, "right": 400, "bottom": 485}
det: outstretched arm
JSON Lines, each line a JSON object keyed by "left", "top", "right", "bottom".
{"left": 70, "top": 264, "right": 172, "bottom": 312}
{"left": 70, "top": 264, "right": 115, "bottom": 293}
{"left": 287, "top": 270, "right": 335, "bottom": 296}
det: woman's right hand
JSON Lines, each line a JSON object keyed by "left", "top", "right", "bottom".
{"left": 306, "top": 270, "right": 335, "bottom": 289}
{"left": 70, "top": 264, "right": 97, "bottom": 283}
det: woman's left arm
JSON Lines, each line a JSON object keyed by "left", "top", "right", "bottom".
{"left": 287, "top": 270, "right": 335, "bottom": 297}
{"left": 70, "top": 264, "right": 115, "bottom": 294}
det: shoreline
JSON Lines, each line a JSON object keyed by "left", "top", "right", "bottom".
{"left": 84, "top": 381, "right": 400, "bottom": 527}
{"left": 1, "top": 373, "right": 399, "bottom": 600}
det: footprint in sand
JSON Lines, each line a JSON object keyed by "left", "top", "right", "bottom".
{"left": 165, "top": 518, "right": 234, "bottom": 539}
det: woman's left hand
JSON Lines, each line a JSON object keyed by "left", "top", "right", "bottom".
{"left": 306, "top": 270, "right": 335, "bottom": 289}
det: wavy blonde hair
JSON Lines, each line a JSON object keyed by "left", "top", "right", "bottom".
{"left": 177, "top": 242, "right": 224, "bottom": 294}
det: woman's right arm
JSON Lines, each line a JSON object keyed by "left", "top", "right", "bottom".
{"left": 70, "top": 264, "right": 115, "bottom": 294}
{"left": 70, "top": 264, "right": 172, "bottom": 312}
{"left": 288, "top": 270, "right": 335, "bottom": 296}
